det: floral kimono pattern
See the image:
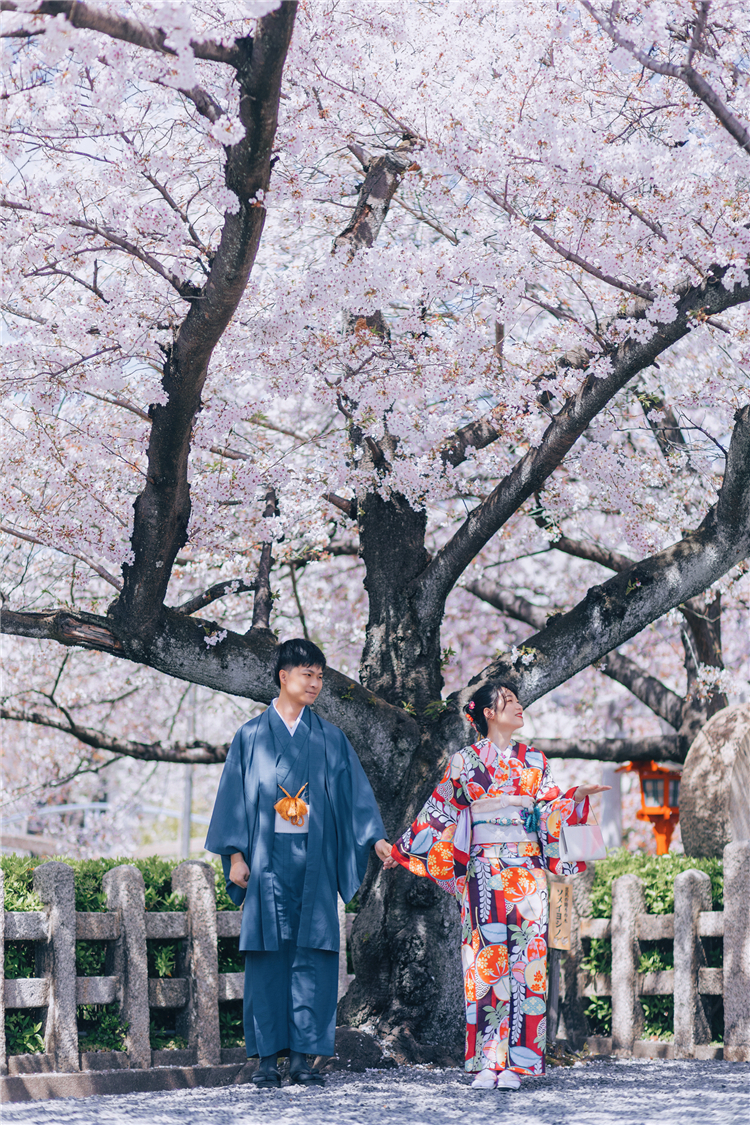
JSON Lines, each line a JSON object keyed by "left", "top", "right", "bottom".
{"left": 392, "top": 739, "right": 589, "bottom": 1077}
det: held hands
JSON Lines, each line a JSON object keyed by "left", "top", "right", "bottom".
{"left": 229, "top": 853, "right": 250, "bottom": 889}
{"left": 572, "top": 783, "right": 612, "bottom": 804}
{"left": 375, "top": 838, "right": 400, "bottom": 870}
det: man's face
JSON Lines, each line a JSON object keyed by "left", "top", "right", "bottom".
{"left": 279, "top": 663, "right": 324, "bottom": 709}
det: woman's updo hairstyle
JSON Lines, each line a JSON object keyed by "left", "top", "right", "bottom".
{"left": 464, "top": 680, "right": 518, "bottom": 738}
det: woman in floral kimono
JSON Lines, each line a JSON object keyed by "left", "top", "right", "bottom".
{"left": 386, "top": 682, "right": 609, "bottom": 1090}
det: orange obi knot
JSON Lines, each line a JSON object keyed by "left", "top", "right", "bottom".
{"left": 274, "top": 783, "right": 308, "bottom": 826}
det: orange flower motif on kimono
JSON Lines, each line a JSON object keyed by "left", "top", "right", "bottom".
{"left": 408, "top": 856, "right": 428, "bottom": 876}
{"left": 524, "top": 958, "right": 547, "bottom": 994}
{"left": 427, "top": 840, "right": 454, "bottom": 880}
{"left": 500, "top": 867, "right": 537, "bottom": 902}
{"left": 476, "top": 944, "right": 509, "bottom": 984}
{"left": 466, "top": 781, "right": 486, "bottom": 801}
{"left": 519, "top": 767, "right": 542, "bottom": 795}
{"left": 464, "top": 967, "right": 477, "bottom": 1002}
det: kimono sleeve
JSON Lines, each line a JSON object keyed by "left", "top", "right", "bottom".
{"left": 534, "top": 752, "right": 591, "bottom": 877}
{"left": 332, "top": 732, "right": 387, "bottom": 905}
{"left": 391, "top": 750, "right": 470, "bottom": 900}
{"left": 204, "top": 725, "right": 253, "bottom": 906}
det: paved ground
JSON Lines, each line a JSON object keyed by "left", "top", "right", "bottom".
{"left": 3, "top": 1060, "right": 748, "bottom": 1125}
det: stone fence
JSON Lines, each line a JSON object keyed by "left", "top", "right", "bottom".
{"left": 566, "top": 840, "right": 750, "bottom": 1062}
{"left": 1, "top": 842, "right": 749, "bottom": 1084}
{"left": 0, "top": 859, "right": 352, "bottom": 1078}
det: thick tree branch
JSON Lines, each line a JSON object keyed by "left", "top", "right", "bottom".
{"left": 449, "top": 403, "right": 750, "bottom": 723}
{"left": 0, "top": 1, "right": 242, "bottom": 65}
{"left": 112, "top": 4, "right": 297, "bottom": 650}
{"left": 580, "top": 0, "right": 750, "bottom": 156}
{"left": 416, "top": 268, "right": 750, "bottom": 622}
{"left": 532, "top": 734, "right": 687, "bottom": 763}
{"left": 0, "top": 706, "right": 228, "bottom": 765}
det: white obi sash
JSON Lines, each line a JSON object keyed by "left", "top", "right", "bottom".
{"left": 469, "top": 796, "right": 537, "bottom": 847}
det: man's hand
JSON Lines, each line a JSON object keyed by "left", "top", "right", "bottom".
{"left": 375, "top": 838, "right": 401, "bottom": 870}
{"left": 229, "top": 853, "right": 250, "bottom": 889}
{"left": 572, "top": 783, "right": 612, "bottom": 803}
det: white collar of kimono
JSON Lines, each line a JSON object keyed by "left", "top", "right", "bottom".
{"left": 272, "top": 697, "right": 303, "bottom": 737}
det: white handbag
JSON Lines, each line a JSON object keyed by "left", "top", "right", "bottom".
{"left": 558, "top": 817, "right": 607, "bottom": 862}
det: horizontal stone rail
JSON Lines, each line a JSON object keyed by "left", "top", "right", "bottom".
{"left": 571, "top": 841, "right": 750, "bottom": 1062}
{"left": 580, "top": 911, "right": 725, "bottom": 942}
{"left": 4, "top": 915, "right": 47, "bottom": 942}
{"left": 144, "top": 914, "right": 188, "bottom": 940}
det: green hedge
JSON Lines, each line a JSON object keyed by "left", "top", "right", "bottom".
{"left": 589, "top": 849, "right": 723, "bottom": 918}
{"left": 1, "top": 854, "right": 241, "bottom": 1057}
{"left": 582, "top": 850, "right": 724, "bottom": 1042}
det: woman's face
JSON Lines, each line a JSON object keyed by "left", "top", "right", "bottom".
{"left": 484, "top": 689, "right": 524, "bottom": 734}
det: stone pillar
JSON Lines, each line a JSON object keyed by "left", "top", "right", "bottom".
{"left": 103, "top": 864, "right": 151, "bottom": 1069}
{"left": 673, "top": 869, "right": 711, "bottom": 1057}
{"left": 611, "top": 873, "right": 644, "bottom": 1054}
{"left": 723, "top": 840, "right": 750, "bottom": 1062}
{"left": 172, "top": 861, "right": 220, "bottom": 1066}
{"left": 680, "top": 704, "right": 750, "bottom": 857}
{"left": 33, "top": 861, "right": 79, "bottom": 1072}
{"left": 0, "top": 867, "right": 6, "bottom": 1076}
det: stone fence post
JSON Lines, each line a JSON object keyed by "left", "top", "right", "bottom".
{"left": 103, "top": 865, "right": 150, "bottom": 1069}
{"left": 723, "top": 840, "right": 750, "bottom": 1062}
{"left": 172, "top": 861, "right": 220, "bottom": 1066}
{"left": 33, "top": 861, "right": 78, "bottom": 1072}
{"left": 673, "top": 868, "right": 711, "bottom": 1057}
{"left": 611, "top": 873, "right": 644, "bottom": 1054}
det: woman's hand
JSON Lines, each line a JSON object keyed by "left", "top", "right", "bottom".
{"left": 572, "top": 783, "right": 612, "bottom": 804}
{"left": 229, "top": 853, "right": 250, "bottom": 889}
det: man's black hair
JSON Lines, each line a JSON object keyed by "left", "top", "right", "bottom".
{"left": 273, "top": 637, "right": 327, "bottom": 687}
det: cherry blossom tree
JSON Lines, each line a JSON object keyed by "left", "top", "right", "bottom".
{"left": 2, "top": 0, "right": 749, "bottom": 1049}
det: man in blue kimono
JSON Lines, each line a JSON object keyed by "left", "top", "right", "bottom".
{"left": 205, "top": 638, "right": 390, "bottom": 1088}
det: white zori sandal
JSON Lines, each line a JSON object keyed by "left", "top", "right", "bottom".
{"left": 471, "top": 1068, "right": 499, "bottom": 1088}
{"left": 471, "top": 1068, "right": 521, "bottom": 1090}
{"left": 495, "top": 1069, "right": 521, "bottom": 1090}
